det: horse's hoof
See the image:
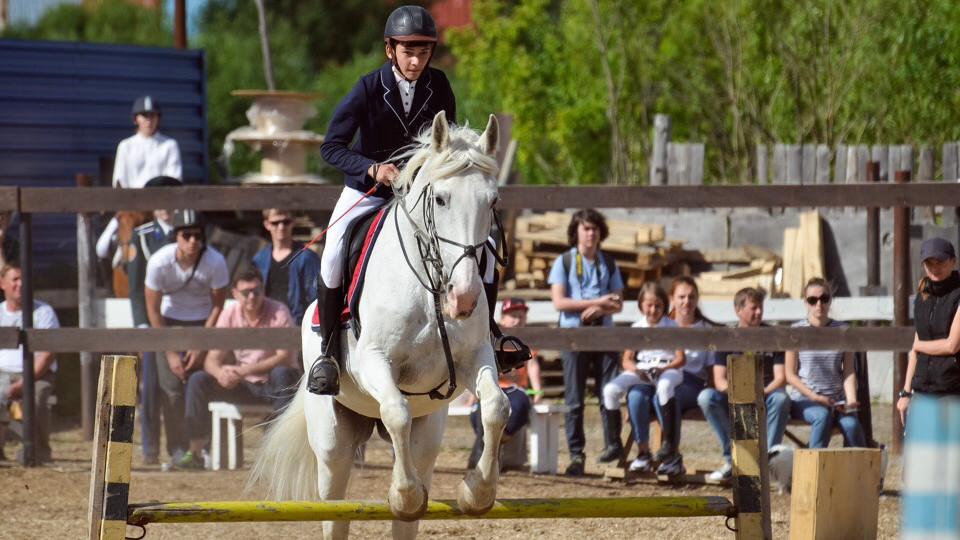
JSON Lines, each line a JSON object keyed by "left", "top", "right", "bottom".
{"left": 388, "top": 484, "right": 428, "bottom": 522}
{"left": 456, "top": 474, "right": 497, "bottom": 516}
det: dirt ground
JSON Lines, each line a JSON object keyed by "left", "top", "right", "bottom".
{"left": 1, "top": 402, "right": 902, "bottom": 540}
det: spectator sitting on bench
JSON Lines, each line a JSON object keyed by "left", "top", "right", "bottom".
{"left": 786, "top": 277, "right": 866, "bottom": 448}
{"left": 0, "top": 262, "right": 60, "bottom": 464}
{"left": 604, "top": 281, "right": 685, "bottom": 476}
{"left": 697, "top": 287, "right": 791, "bottom": 481}
{"left": 175, "top": 265, "right": 300, "bottom": 470}
{"left": 465, "top": 297, "right": 543, "bottom": 470}
{"left": 625, "top": 276, "right": 716, "bottom": 474}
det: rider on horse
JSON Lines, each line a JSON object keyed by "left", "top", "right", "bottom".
{"left": 308, "top": 5, "right": 529, "bottom": 396}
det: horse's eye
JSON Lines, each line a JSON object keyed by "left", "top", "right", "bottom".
{"left": 435, "top": 196, "right": 446, "bottom": 207}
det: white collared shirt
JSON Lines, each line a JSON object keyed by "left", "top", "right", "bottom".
{"left": 393, "top": 70, "right": 417, "bottom": 116}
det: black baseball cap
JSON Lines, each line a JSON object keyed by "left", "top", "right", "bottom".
{"left": 920, "top": 237, "right": 956, "bottom": 262}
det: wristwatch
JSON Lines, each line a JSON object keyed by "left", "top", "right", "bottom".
{"left": 898, "top": 389, "right": 913, "bottom": 398}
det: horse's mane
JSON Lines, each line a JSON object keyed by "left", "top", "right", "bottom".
{"left": 392, "top": 122, "right": 499, "bottom": 191}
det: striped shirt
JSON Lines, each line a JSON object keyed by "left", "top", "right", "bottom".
{"left": 788, "top": 318, "right": 848, "bottom": 401}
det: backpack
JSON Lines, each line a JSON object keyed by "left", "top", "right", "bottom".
{"left": 561, "top": 248, "right": 618, "bottom": 296}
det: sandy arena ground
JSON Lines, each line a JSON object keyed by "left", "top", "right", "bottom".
{"left": 1, "top": 401, "right": 902, "bottom": 539}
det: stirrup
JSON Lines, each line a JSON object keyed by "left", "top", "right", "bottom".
{"left": 494, "top": 334, "right": 532, "bottom": 374}
{"left": 307, "top": 355, "right": 341, "bottom": 396}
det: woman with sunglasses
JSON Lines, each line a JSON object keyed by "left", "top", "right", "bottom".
{"left": 785, "top": 277, "right": 866, "bottom": 448}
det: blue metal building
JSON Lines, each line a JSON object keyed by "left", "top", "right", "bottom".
{"left": 0, "top": 38, "right": 207, "bottom": 276}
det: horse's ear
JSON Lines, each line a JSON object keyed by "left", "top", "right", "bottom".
{"left": 431, "top": 111, "right": 449, "bottom": 152}
{"left": 479, "top": 114, "right": 499, "bottom": 157}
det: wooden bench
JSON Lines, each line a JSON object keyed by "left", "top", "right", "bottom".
{"left": 209, "top": 401, "right": 572, "bottom": 473}
{"left": 208, "top": 401, "right": 272, "bottom": 471}
{"left": 448, "top": 403, "right": 571, "bottom": 474}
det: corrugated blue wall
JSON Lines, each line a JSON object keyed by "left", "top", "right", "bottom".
{"left": 0, "top": 38, "right": 207, "bottom": 278}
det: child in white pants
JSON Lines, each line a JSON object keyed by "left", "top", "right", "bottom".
{"left": 601, "top": 282, "right": 685, "bottom": 473}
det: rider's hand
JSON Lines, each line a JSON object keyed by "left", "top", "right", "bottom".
{"left": 369, "top": 163, "right": 400, "bottom": 186}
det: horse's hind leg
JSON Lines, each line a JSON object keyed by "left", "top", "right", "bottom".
{"left": 391, "top": 410, "right": 447, "bottom": 540}
{"left": 305, "top": 394, "right": 375, "bottom": 539}
{"left": 458, "top": 363, "right": 509, "bottom": 515}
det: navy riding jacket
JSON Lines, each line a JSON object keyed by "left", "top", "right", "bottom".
{"left": 320, "top": 61, "right": 456, "bottom": 199}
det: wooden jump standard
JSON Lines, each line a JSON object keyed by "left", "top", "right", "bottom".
{"left": 89, "top": 354, "right": 770, "bottom": 539}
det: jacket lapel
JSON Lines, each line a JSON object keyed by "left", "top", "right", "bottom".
{"left": 379, "top": 62, "right": 409, "bottom": 133}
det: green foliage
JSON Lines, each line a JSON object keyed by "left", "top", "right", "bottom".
{"left": 4, "top": 0, "right": 169, "bottom": 45}
{"left": 451, "top": 0, "right": 960, "bottom": 184}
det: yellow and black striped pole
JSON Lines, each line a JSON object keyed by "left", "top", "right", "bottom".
{"left": 727, "top": 353, "right": 772, "bottom": 540}
{"left": 87, "top": 355, "right": 137, "bottom": 540}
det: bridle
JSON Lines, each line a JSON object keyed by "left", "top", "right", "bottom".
{"left": 392, "top": 173, "right": 508, "bottom": 400}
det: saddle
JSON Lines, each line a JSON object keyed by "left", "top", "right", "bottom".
{"left": 311, "top": 204, "right": 390, "bottom": 338}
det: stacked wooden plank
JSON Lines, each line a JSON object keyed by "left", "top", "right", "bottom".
{"left": 780, "top": 209, "right": 824, "bottom": 298}
{"left": 508, "top": 212, "right": 679, "bottom": 291}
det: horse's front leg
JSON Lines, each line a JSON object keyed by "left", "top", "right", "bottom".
{"left": 360, "top": 355, "right": 428, "bottom": 521}
{"left": 458, "top": 359, "right": 509, "bottom": 515}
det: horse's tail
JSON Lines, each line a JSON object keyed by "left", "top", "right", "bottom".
{"left": 246, "top": 378, "right": 318, "bottom": 500}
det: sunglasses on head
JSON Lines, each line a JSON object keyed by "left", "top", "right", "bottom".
{"left": 805, "top": 294, "right": 831, "bottom": 305}
{"left": 236, "top": 286, "right": 263, "bottom": 297}
{"left": 178, "top": 231, "right": 203, "bottom": 241}
{"left": 268, "top": 218, "right": 293, "bottom": 227}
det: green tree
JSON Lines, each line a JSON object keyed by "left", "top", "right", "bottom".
{"left": 4, "top": 0, "right": 169, "bottom": 45}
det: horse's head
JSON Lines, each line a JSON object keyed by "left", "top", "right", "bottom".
{"left": 395, "top": 111, "right": 500, "bottom": 320}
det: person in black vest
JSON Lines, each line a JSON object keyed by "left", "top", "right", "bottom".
{"left": 899, "top": 237, "right": 960, "bottom": 420}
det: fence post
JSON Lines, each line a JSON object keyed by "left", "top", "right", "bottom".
{"left": 77, "top": 173, "right": 98, "bottom": 440}
{"left": 87, "top": 355, "right": 137, "bottom": 540}
{"left": 891, "top": 170, "right": 912, "bottom": 454}
{"left": 650, "top": 114, "right": 670, "bottom": 185}
{"left": 728, "top": 353, "right": 772, "bottom": 540}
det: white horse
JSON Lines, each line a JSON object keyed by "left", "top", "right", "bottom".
{"left": 250, "top": 111, "right": 510, "bottom": 539}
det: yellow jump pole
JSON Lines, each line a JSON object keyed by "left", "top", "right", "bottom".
{"left": 87, "top": 355, "right": 138, "bottom": 540}
{"left": 129, "top": 496, "right": 734, "bottom": 525}
{"left": 727, "top": 353, "right": 772, "bottom": 540}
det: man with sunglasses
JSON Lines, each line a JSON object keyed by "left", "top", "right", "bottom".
{"left": 144, "top": 209, "right": 230, "bottom": 468}
{"left": 252, "top": 209, "right": 320, "bottom": 326}
{"left": 176, "top": 265, "right": 299, "bottom": 470}
{"left": 697, "top": 287, "right": 791, "bottom": 482}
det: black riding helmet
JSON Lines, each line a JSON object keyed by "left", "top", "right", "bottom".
{"left": 383, "top": 5, "right": 438, "bottom": 43}
{"left": 132, "top": 95, "right": 161, "bottom": 119}
{"left": 384, "top": 6, "right": 438, "bottom": 81}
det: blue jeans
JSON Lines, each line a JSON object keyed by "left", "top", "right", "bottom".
{"left": 139, "top": 350, "right": 161, "bottom": 458}
{"left": 183, "top": 366, "right": 301, "bottom": 442}
{"left": 624, "top": 372, "right": 705, "bottom": 445}
{"left": 697, "top": 388, "right": 790, "bottom": 462}
{"left": 561, "top": 350, "right": 621, "bottom": 457}
{"left": 470, "top": 386, "right": 531, "bottom": 437}
{"left": 790, "top": 397, "right": 867, "bottom": 448}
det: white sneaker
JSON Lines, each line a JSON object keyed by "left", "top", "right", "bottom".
{"left": 628, "top": 451, "right": 653, "bottom": 472}
{"left": 707, "top": 462, "right": 732, "bottom": 481}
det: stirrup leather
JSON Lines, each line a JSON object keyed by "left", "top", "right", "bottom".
{"left": 494, "top": 334, "right": 532, "bottom": 374}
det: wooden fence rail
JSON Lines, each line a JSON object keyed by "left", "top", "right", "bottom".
{"left": 9, "top": 182, "right": 960, "bottom": 212}
{"left": 6, "top": 326, "right": 914, "bottom": 354}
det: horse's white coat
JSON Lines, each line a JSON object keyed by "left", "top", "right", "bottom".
{"left": 249, "top": 112, "right": 509, "bottom": 540}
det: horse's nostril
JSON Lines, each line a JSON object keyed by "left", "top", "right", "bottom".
{"left": 472, "top": 300, "right": 478, "bottom": 309}
{"left": 446, "top": 283, "right": 454, "bottom": 294}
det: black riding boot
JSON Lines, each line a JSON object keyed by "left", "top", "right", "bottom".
{"left": 597, "top": 408, "right": 624, "bottom": 463}
{"left": 306, "top": 280, "right": 344, "bottom": 396}
{"left": 485, "top": 282, "right": 531, "bottom": 373}
{"left": 654, "top": 398, "right": 678, "bottom": 461}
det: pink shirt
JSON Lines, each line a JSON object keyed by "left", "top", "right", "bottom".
{"left": 215, "top": 297, "right": 294, "bottom": 383}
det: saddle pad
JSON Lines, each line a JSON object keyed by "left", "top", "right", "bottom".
{"left": 344, "top": 206, "right": 390, "bottom": 334}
